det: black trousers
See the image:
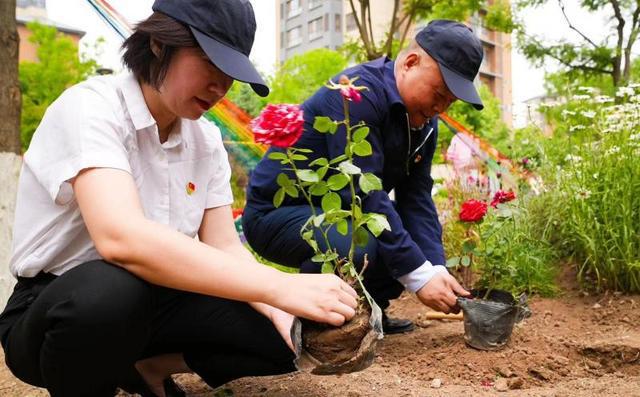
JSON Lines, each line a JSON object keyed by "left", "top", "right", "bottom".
{"left": 242, "top": 205, "right": 404, "bottom": 311}
{"left": 0, "top": 260, "right": 296, "bottom": 396}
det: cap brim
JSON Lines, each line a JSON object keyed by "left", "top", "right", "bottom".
{"left": 190, "top": 27, "right": 269, "bottom": 97}
{"left": 439, "top": 63, "right": 483, "bottom": 110}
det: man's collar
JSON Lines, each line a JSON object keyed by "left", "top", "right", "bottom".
{"left": 383, "top": 58, "right": 405, "bottom": 108}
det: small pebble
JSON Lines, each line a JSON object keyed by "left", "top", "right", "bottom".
{"left": 430, "top": 378, "right": 442, "bottom": 389}
{"left": 495, "top": 378, "right": 508, "bottom": 392}
{"left": 508, "top": 377, "right": 524, "bottom": 389}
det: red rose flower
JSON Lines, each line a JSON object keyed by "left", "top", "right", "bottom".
{"left": 251, "top": 104, "right": 304, "bottom": 148}
{"left": 459, "top": 199, "right": 488, "bottom": 222}
{"left": 490, "top": 190, "right": 516, "bottom": 208}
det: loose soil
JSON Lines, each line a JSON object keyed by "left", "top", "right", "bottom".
{"left": 1, "top": 279, "right": 639, "bottom": 396}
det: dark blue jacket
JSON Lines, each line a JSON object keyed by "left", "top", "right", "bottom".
{"left": 245, "top": 57, "right": 445, "bottom": 278}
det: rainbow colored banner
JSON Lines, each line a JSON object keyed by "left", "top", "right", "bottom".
{"left": 204, "top": 99, "right": 267, "bottom": 169}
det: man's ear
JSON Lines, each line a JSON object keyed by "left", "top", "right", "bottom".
{"left": 150, "top": 39, "right": 161, "bottom": 57}
{"left": 401, "top": 52, "right": 421, "bottom": 71}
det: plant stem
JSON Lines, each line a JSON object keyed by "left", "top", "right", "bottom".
{"left": 286, "top": 148, "right": 336, "bottom": 269}
{"left": 343, "top": 98, "right": 358, "bottom": 265}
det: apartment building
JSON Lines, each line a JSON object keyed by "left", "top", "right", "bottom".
{"left": 276, "top": 0, "right": 512, "bottom": 125}
{"left": 16, "top": 0, "right": 85, "bottom": 63}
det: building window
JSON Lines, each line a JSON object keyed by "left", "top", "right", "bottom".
{"left": 308, "top": 0, "right": 322, "bottom": 10}
{"left": 309, "top": 17, "right": 323, "bottom": 40}
{"left": 286, "top": 0, "right": 302, "bottom": 18}
{"left": 335, "top": 13, "right": 341, "bottom": 32}
{"left": 286, "top": 25, "right": 302, "bottom": 48}
{"left": 346, "top": 12, "right": 357, "bottom": 31}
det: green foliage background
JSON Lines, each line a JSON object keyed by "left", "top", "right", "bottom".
{"left": 19, "top": 22, "right": 98, "bottom": 152}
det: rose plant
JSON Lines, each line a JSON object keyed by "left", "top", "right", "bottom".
{"left": 447, "top": 191, "right": 515, "bottom": 288}
{"left": 250, "top": 75, "right": 388, "bottom": 373}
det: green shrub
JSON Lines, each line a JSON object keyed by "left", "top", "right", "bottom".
{"left": 537, "top": 86, "right": 640, "bottom": 292}
{"left": 474, "top": 198, "right": 559, "bottom": 297}
{"left": 438, "top": 176, "right": 558, "bottom": 296}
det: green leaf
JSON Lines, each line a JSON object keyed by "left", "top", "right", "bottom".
{"left": 309, "top": 181, "right": 329, "bottom": 196}
{"left": 462, "top": 240, "right": 476, "bottom": 254}
{"left": 276, "top": 173, "right": 291, "bottom": 188}
{"left": 313, "top": 213, "right": 326, "bottom": 227}
{"left": 317, "top": 165, "right": 329, "bottom": 180}
{"left": 359, "top": 173, "right": 382, "bottom": 193}
{"left": 294, "top": 148, "right": 313, "bottom": 153}
{"left": 446, "top": 257, "right": 461, "bottom": 268}
{"left": 336, "top": 219, "right": 349, "bottom": 235}
{"left": 321, "top": 192, "right": 342, "bottom": 212}
{"left": 268, "top": 152, "right": 288, "bottom": 161}
{"left": 291, "top": 154, "right": 308, "bottom": 161}
{"left": 295, "top": 169, "right": 319, "bottom": 183}
{"left": 328, "top": 121, "right": 338, "bottom": 134}
{"left": 325, "top": 209, "right": 351, "bottom": 223}
{"left": 366, "top": 214, "right": 390, "bottom": 237}
{"left": 284, "top": 185, "right": 299, "bottom": 198}
{"left": 353, "top": 140, "right": 372, "bottom": 156}
{"left": 354, "top": 205, "right": 362, "bottom": 220}
{"left": 329, "top": 154, "right": 348, "bottom": 164}
{"left": 354, "top": 226, "right": 369, "bottom": 247}
{"left": 311, "top": 254, "right": 325, "bottom": 263}
{"left": 302, "top": 229, "right": 313, "bottom": 241}
{"left": 461, "top": 256, "right": 471, "bottom": 267}
{"left": 339, "top": 161, "right": 361, "bottom": 175}
{"left": 321, "top": 262, "right": 334, "bottom": 274}
{"left": 325, "top": 252, "right": 339, "bottom": 261}
{"left": 313, "top": 116, "right": 333, "bottom": 132}
{"left": 353, "top": 126, "right": 370, "bottom": 143}
{"left": 309, "top": 157, "right": 329, "bottom": 167}
{"left": 327, "top": 173, "right": 350, "bottom": 190}
{"left": 273, "top": 188, "right": 285, "bottom": 208}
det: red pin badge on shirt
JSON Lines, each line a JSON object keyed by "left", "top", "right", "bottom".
{"left": 186, "top": 182, "right": 196, "bottom": 195}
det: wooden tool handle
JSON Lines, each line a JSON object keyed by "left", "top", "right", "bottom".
{"left": 425, "top": 312, "right": 464, "bottom": 320}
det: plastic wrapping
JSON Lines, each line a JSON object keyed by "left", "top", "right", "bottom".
{"left": 290, "top": 300, "right": 383, "bottom": 375}
{"left": 457, "top": 289, "right": 530, "bottom": 351}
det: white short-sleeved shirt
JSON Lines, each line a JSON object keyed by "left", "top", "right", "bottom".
{"left": 10, "top": 73, "right": 234, "bottom": 277}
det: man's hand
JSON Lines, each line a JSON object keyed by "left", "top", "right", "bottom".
{"left": 416, "top": 272, "right": 470, "bottom": 313}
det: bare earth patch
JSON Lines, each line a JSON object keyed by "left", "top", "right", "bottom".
{"left": 1, "top": 290, "right": 639, "bottom": 396}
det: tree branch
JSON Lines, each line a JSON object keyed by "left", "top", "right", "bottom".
{"left": 384, "top": 0, "right": 401, "bottom": 57}
{"left": 366, "top": 0, "right": 375, "bottom": 52}
{"left": 349, "top": 0, "right": 374, "bottom": 59}
{"left": 557, "top": 0, "right": 599, "bottom": 48}
{"left": 622, "top": 1, "right": 640, "bottom": 81}
{"left": 398, "top": 11, "right": 416, "bottom": 52}
{"left": 608, "top": 0, "right": 626, "bottom": 85}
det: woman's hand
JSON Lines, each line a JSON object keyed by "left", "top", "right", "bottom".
{"left": 268, "top": 307, "right": 295, "bottom": 351}
{"left": 267, "top": 273, "right": 358, "bottom": 327}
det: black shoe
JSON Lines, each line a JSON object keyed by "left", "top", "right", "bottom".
{"left": 382, "top": 313, "right": 415, "bottom": 334}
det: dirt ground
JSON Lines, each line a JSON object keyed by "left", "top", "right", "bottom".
{"left": 1, "top": 277, "right": 639, "bottom": 396}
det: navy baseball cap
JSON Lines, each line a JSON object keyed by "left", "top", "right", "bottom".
{"left": 152, "top": 0, "right": 269, "bottom": 97}
{"left": 416, "top": 20, "right": 484, "bottom": 110}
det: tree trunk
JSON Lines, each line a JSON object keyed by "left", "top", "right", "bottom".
{"left": 0, "top": 0, "right": 22, "bottom": 154}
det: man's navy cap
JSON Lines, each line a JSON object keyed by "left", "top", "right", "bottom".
{"left": 152, "top": 0, "right": 269, "bottom": 97}
{"left": 416, "top": 20, "right": 484, "bottom": 110}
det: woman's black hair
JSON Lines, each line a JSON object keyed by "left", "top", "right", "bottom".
{"left": 121, "top": 12, "right": 198, "bottom": 88}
